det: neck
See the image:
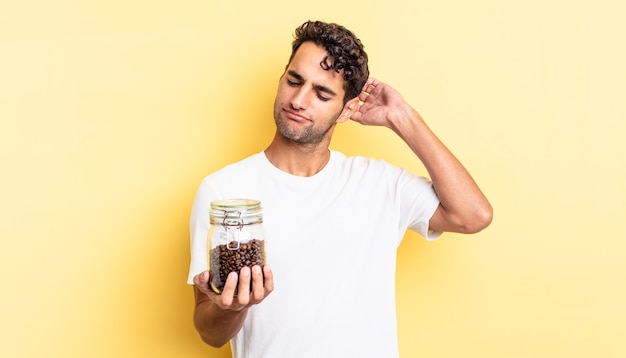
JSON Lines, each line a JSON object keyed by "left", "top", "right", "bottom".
{"left": 264, "top": 133, "right": 331, "bottom": 177}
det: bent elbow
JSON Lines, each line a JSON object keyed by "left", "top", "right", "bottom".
{"left": 464, "top": 205, "right": 493, "bottom": 234}
{"left": 199, "top": 334, "right": 230, "bottom": 348}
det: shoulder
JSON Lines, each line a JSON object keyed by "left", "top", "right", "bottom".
{"left": 203, "top": 152, "right": 265, "bottom": 181}
{"left": 331, "top": 150, "right": 402, "bottom": 175}
{"left": 330, "top": 150, "right": 432, "bottom": 192}
{"left": 193, "top": 152, "right": 267, "bottom": 204}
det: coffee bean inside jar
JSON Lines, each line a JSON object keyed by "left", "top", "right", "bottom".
{"left": 207, "top": 199, "right": 266, "bottom": 295}
{"left": 209, "top": 239, "right": 266, "bottom": 294}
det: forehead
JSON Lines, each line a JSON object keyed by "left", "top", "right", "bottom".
{"left": 288, "top": 42, "right": 345, "bottom": 91}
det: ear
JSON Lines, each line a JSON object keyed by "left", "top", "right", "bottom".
{"left": 336, "top": 97, "right": 360, "bottom": 123}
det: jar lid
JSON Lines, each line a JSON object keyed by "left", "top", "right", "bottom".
{"left": 210, "top": 199, "right": 263, "bottom": 225}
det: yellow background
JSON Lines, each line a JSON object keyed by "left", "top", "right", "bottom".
{"left": 2, "top": 0, "right": 625, "bottom": 357}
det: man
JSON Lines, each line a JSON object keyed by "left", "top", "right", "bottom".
{"left": 188, "top": 20, "right": 492, "bottom": 357}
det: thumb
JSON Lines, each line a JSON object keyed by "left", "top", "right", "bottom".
{"left": 197, "top": 270, "right": 210, "bottom": 284}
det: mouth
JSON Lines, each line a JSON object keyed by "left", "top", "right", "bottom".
{"left": 283, "top": 108, "right": 309, "bottom": 122}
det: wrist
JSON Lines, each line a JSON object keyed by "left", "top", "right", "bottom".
{"left": 388, "top": 104, "right": 422, "bottom": 134}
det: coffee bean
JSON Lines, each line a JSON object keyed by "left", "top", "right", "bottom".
{"left": 209, "top": 239, "right": 265, "bottom": 294}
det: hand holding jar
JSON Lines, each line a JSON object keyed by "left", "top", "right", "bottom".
{"left": 193, "top": 265, "right": 273, "bottom": 311}
{"left": 196, "top": 199, "right": 273, "bottom": 309}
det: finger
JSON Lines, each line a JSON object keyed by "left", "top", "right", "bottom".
{"left": 364, "top": 83, "right": 376, "bottom": 95}
{"left": 350, "top": 100, "right": 366, "bottom": 120}
{"left": 250, "top": 265, "right": 265, "bottom": 301}
{"left": 361, "top": 78, "right": 379, "bottom": 94}
{"left": 368, "top": 77, "right": 380, "bottom": 87}
{"left": 219, "top": 271, "right": 239, "bottom": 306}
{"left": 193, "top": 270, "right": 209, "bottom": 287}
{"left": 359, "top": 81, "right": 373, "bottom": 101}
{"left": 262, "top": 264, "right": 274, "bottom": 294}
{"left": 360, "top": 77, "right": 375, "bottom": 91}
{"left": 236, "top": 266, "right": 252, "bottom": 305}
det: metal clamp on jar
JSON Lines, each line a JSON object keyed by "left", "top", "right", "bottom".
{"left": 207, "top": 199, "right": 266, "bottom": 294}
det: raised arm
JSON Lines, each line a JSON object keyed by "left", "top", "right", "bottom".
{"left": 351, "top": 78, "right": 492, "bottom": 233}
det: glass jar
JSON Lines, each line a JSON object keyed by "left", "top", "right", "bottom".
{"left": 207, "top": 199, "right": 265, "bottom": 294}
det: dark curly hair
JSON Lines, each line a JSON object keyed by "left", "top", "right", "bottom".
{"left": 289, "top": 20, "right": 369, "bottom": 104}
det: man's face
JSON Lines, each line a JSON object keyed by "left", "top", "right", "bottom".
{"left": 273, "top": 42, "right": 350, "bottom": 145}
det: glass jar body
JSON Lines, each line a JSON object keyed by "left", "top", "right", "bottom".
{"left": 207, "top": 199, "right": 265, "bottom": 294}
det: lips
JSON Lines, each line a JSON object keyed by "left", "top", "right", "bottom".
{"left": 283, "top": 108, "right": 309, "bottom": 122}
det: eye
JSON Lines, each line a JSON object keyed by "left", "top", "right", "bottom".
{"left": 316, "top": 93, "right": 330, "bottom": 102}
{"left": 287, "top": 79, "right": 300, "bottom": 86}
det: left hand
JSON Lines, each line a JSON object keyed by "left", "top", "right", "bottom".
{"left": 350, "top": 78, "right": 413, "bottom": 128}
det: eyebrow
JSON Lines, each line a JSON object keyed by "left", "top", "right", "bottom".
{"left": 287, "top": 70, "right": 338, "bottom": 97}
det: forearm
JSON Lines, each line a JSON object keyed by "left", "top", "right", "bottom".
{"left": 390, "top": 105, "right": 492, "bottom": 233}
{"left": 191, "top": 266, "right": 274, "bottom": 347}
{"left": 193, "top": 288, "right": 249, "bottom": 347}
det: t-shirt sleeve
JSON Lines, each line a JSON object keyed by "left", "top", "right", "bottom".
{"left": 396, "top": 169, "right": 442, "bottom": 241}
{"left": 410, "top": 187, "right": 442, "bottom": 241}
{"left": 187, "top": 179, "right": 213, "bottom": 285}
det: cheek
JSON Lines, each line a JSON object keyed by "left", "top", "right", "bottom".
{"left": 275, "top": 85, "right": 294, "bottom": 104}
{"left": 324, "top": 102, "right": 346, "bottom": 119}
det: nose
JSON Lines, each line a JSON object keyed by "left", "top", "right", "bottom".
{"left": 289, "top": 87, "right": 309, "bottom": 110}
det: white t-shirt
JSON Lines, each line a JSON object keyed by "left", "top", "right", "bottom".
{"left": 188, "top": 150, "right": 441, "bottom": 358}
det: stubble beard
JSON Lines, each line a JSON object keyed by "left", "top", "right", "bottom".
{"left": 273, "top": 105, "right": 339, "bottom": 145}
